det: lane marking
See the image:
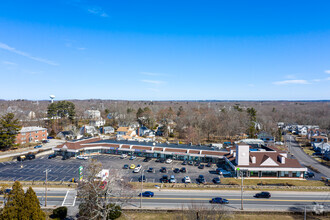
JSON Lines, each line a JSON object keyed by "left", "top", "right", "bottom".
{"left": 62, "top": 190, "right": 69, "bottom": 206}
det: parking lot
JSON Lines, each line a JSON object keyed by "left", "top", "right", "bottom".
{"left": 0, "top": 154, "right": 231, "bottom": 183}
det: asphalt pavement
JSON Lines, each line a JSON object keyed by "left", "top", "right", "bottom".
{"left": 285, "top": 135, "right": 330, "bottom": 178}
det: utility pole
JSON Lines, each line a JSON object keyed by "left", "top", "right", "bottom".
{"left": 44, "top": 169, "right": 51, "bottom": 207}
{"left": 241, "top": 170, "right": 244, "bottom": 210}
{"left": 140, "top": 169, "right": 144, "bottom": 208}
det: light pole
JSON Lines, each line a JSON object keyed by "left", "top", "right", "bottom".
{"left": 140, "top": 169, "right": 145, "bottom": 208}
{"left": 237, "top": 168, "right": 244, "bottom": 210}
{"left": 44, "top": 169, "right": 51, "bottom": 207}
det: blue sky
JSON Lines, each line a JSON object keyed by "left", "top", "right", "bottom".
{"left": 0, "top": 0, "right": 330, "bottom": 100}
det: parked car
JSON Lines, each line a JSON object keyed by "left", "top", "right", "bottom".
{"left": 188, "top": 161, "right": 193, "bottom": 166}
{"left": 197, "top": 175, "right": 206, "bottom": 184}
{"left": 123, "top": 164, "right": 129, "bottom": 169}
{"left": 47, "top": 136, "right": 54, "bottom": 139}
{"left": 42, "top": 140, "right": 49, "bottom": 143}
{"left": 129, "top": 156, "right": 136, "bottom": 160}
{"left": 155, "top": 158, "right": 160, "bottom": 162}
{"left": 209, "top": 197, "right": 229, "bottom": 204}
{"left": 194, "top": 161, "right": 200, "bottom": 166}
{"left": 169, "top": 175, "right": 176, "bottom": 183}
{"left": 182, "top": 160, "right": 187, "bottom": 165}
{"left": 121, "top": 154, "right": 127, "bottom": 159}
{"left": 184, "top": 176, "right": 191, "bottom": 183}
{"left": 77, "top": 155, "right": 88, "bottom": 160}
{"left": 17, "top": 155, "right": 26, "bottom": 161}
{"left": 173, "top": 168, "right": 180, "bottom": 173}
{"left": 313, "top": 152, "right": 322, "bottom": 156}
{"left": 159, "top": 158, "right": 165, "bottom": 163}
{"left": 143, "top": 157, "right": 151, "bottom": 162}
{"left": 62, "top": 155, "right": 70, "bottom": 160}
{"left": 305, "top": 171, "right": 315, "bottom": 178}
{"left": 160, "top": 175, "right": 168, "bottom": 183}
{"left": 138, "top": 175, "right": 146, "bottom": 182}
{"left": 206, "top": 162, "right": 212, "bottom": 167}
{"left": 160, "top": 167, "right": 167, "bottom": 173}
{"left": 26, "top": 154, "right": 35, "bottom": 160}
{"left": 212, "top": 177, "right": 221, "bottom": 184}
{"left": 254, "top": 192, "right": 271, "bottom": 198}
{"left": 139, "top": 191, "right": 154, "bottom": 197}
{"left": 48, "top": 154, "right": 56, "bottom": 159}
{"left": 134, "top": 165, "right": 142, "bottom": 173}
{"left": 34, "top": 145, "right": 42, "bottom": 149}
{"left": 130, "top": 164, "right": 136, "bottom": 169}
{"left": 216, "top": 168, "right": 231, "bottom": 175}
{"left": 198, "top": 164, "right": 205, "bottom": 169}
{"left": 147, "top": 167, "right": 154, "bottom": 173}
{"left": 165, "top": 159, "right": 173, "bottom": 164}
{"left": 180, "top": 167, "right": 187, "bottom": 173}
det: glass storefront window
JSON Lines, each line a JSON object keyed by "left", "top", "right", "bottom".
{"left": 280, "top": 171, "right": 289, "bottom": 177}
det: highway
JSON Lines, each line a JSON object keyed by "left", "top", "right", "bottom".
{"left": 285, "top": 134, "right": 330, "bottom": 178}
{"left": 1, "top": 188, "right": 329, "bottom": 212}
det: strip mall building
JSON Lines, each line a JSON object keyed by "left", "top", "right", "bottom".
{"left": 54, "top": 138, "right": 307, "bottom": 179}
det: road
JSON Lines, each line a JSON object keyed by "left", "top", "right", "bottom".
{"left": 285, "top": 135, "right": 330, "bottom": 178}
{"left": 1, "top": 189, "right": 329, "bottom": 212}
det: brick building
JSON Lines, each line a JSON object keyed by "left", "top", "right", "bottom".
{"left": 15, "top": 126, "right": 48, "bottom": 145}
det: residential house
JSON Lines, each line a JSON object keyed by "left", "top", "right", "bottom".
{"left": 57, "top": 131, "right": 75, "bottom": 140}
{"left": 80, "top": 125, "right": 99, "bottom": 136}
{"left": 100, "top": 126, "right": 115, "bottom": 134}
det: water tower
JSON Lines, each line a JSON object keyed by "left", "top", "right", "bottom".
{"left": 49, "top": 95, "right": 55, "bottom": 103}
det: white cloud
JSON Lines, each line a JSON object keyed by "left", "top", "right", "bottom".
{"left": 325, "top": 70, "right": 330, "bottom": 74}
{"left": 2, "top": 61, "right": 16, "bottom": 65}
{"left": 0, "top": 42, "right": 58, "bottom": 66}
{"left": 141, "top": 79, "right": 165, "bottom": 85}
{"left": 272, "top": 79, "right": 309, "bottom": 85}
{"left": 313, "top": 79, "right": 321, "bottom": 82}
{"left": 87, "top": 7, "right": 108, "bottom": 17}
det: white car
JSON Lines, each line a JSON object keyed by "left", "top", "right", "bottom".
{"left": 121, "top": 154, "right": 127, "bottom": 159}
{"left": 134, "top": 165, "right": 142, "bottom": 173}
{"left": 184, "top": 176, "right": 191, "bottom": 183}
{"left": 77, "top": 155, "right": 88, "bottom": 160}
{"left": 165, "top": 159, "right": 173, "bottom": 164}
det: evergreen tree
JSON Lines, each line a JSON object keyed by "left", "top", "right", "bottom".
{"left": 0, "top": 113, "right": 21, "bottom": 150}
{"left": 1, "top": 181, "right": 25, "bottom": 219}
{"left": 22, "top": 187, "right": 45, "bottom": 220}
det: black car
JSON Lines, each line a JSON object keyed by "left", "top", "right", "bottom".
{"left": 197, "top": 175, "right": 206, "bottom": 184}
{"left": 182, "top": 161, "right": 187, "bottom": 165}
{"left": 147, "top": 167, "right": 154, "bottom": 173}
{"left": 138, "top": 175, "right": 146, "bottom": 182}
{"left": 255, "top": 192, "right": 271, "bottom": 198}
{"left": 48, "top": 154, "right": 56, "bottom": 159}
{"left": 198, "top": 164, "right": 204, "bottom": 169}
{"left": 26, "top": 154, "right": 35, "bottom": 160}
{"left": 42, "top": 140, "right": 49, "bottom": 143}
{"left": 194, "top": 161, "right": 200, "bottom": 166}
{"left": 161, "top": 175, "right": 168, "bottom": 183}
{"left": 160, "top": 167, "right": 167, "bottom": 173}
{"left": 212, "top": 177, "right": 221, "bottom": 184}
{"left": 159, "top": 158, "right": 165, "bottom": 163}
{"left": 173, "top": 168, "right": 180, "bottom": 173}
{"left": 188, "top": 161, "right": 193, "bottom": 166}
{"left": 180, "top": 167, "right": 186, "bottom": 173}
{"left": 305, "top": 171, "right": 315, "bottom": 178}
{"left": 206, "top": 162, "right": 212, "bottom": 167}
{"left": 123, "top": 164, "right": 129, "bottom": 169}
{"left": 209, "top": 197, "right": 229, "bottom": 204}
{"left": 143, "top": 158, "right": 151, "bottom": 162}
{"left": 155, "top": 158, "right": 160, "bottom": 162}
{"left": 62, "top": 155, "right": 70, "bottom": 160}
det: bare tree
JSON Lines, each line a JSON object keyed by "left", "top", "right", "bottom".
{"left": 77, "top": 159, "right": 135, "bottom": 220}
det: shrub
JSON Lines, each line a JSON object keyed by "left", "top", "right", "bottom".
{"left": 107, "top": 203, "right": 122, "bottom": 220}
{"left": 53, "top": 206, "right": 67, "bottom": 220}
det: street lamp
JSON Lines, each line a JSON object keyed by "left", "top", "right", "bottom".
{"left": 237, "top": 168, "right": 245, "bottom": 210}
{"left": 43, "top": 169, "right": 51, "bottom": 207}
{"left": 140, "top": 169, "right": 145, "bottom": 208}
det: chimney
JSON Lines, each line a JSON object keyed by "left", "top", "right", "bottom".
{"left": 251, "top": 156, "right": 256, "bottom": 164}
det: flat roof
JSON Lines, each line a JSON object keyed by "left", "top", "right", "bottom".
{"left": 92, "top": 139, "right": 221, "bottom": 151}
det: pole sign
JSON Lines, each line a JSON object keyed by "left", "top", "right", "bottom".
{"left": 79, "top": 166, "right": 83, "bottom": 180}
